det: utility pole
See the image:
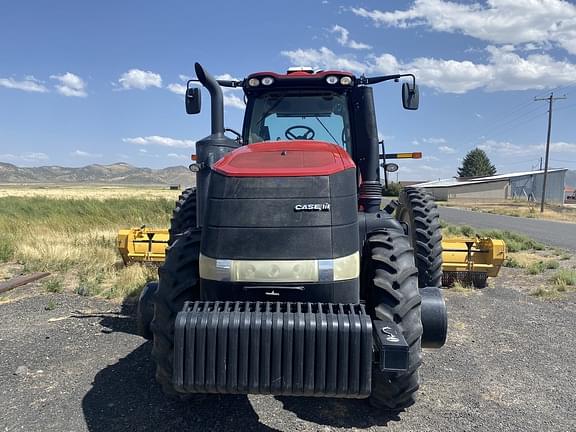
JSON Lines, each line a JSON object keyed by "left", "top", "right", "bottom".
{"left": 534, "top": 92, "right": 566, "bottom": 212}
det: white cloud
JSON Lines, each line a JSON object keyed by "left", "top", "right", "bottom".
{"left": 281, "top": 47, "right": 370, "bottom": 74}
{"left": 0, "top": 76, "right": 48, "bottom": 93}
{"left": 123, "top": 135, "right": 195, "bottom": 148}
{"left": 167, "top": 82, "right": 187, "bottom": 95}
{"left": 215, "top": 73, "right": 240, "bottom": 82}
{"left": 352, "top": 0, "right": 576, "bottom": 54}
{"left": 438, "top": 145, "right": 456, "bottom": 154}
{"left": 331, "top": 25, "right": 371, "bottom": 50}
{"left": 71, "top": 149, "right": 101, "bottom": 158}
{"left": 51, "top": 72, "right": 87, "bottom": 97}
{"left": 282, "top": 45, "right": 576, "bottom": 93}
{"left": 223, "top": 93, "right": 245, "bottom": 109}
{"left": 422, "top": 137, "right": 447, "bottom": 144}
{"left": 478, "top": 139, "right": 576, "bottom": 156}
{"left": 0, "top": 152, "right": 49, "bottom": 163}
{"left": 118, "top": 69, "right": 162, "bottom": 90}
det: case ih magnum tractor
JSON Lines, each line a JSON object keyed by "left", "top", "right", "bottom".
{"left": 139, "top": 63, "right": 447, "bottom": 410}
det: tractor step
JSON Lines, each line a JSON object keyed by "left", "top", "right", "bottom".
{"left": 172, "top": 301, "right": 400, "bottom": 398}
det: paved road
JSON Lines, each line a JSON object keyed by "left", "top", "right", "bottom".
{"left": 439, "top": 207, "right": 576, "bottom": 250}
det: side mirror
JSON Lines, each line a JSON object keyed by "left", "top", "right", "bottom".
{"left": 402, "top": 82, "right": 419, "bottom": 110}
{"left": 185, "top": 86, "right": 201, "bottom": 114}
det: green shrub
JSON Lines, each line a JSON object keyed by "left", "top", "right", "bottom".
{"left": 441, "top": 222, "right": 544, "bottom": 252}
{"left": 0, "top": 233, "right": 15, "bottom": 262}
{"left": 545, "top": 260, "right": 560, "bottom": 270}
{"left": 526, "top": 261, "right": 546, "bottom": 275}
{"left": 43, "top": 277, "right": 64, "bottom": 293}
{"left": 503, "top": 257, "right": 522, "bottom": 268}
{"left": 382, "top": 182, "right": 403, "bottom": 197}
{"left": 552, "top": 269, "right": 576, "bottom": 287}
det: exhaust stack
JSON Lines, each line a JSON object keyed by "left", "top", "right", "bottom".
{"left": 195, "top": 63, "right": 224, "bottom": 135}
{"left": 193, "top": 63, "right": 240, "bottom": 227}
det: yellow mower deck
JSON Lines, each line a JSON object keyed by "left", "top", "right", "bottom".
{"left": 117, "top": 228, "right": 506, "bottom": 288}
{"left": 117, "top": 227, "right": 169, "bottom": 265}
{"left": 441, "top": 238, "right": 507, "bottom": 287}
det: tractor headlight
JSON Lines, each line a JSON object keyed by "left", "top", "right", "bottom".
{"left": 261, "top": 76, "right": 274, "bottom": 86}
{"left": 199, "top": 252, "right": 359, "bottom": 283}
{"left": 340, "top": 76, "right": 352, "bottom": 86}
{"left": 325, "top": 75, "right": 338, "bottom": 85}
{"left": 248, "top": 78, "right": 260, "bottom": 87}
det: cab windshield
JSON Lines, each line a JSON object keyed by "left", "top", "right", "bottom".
{"left": 246, "top": 92, "right": 351, "bottom": 151}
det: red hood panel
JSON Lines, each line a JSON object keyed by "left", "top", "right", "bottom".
{"left": 212, "top": 141, "right": 355, "bottom": 177}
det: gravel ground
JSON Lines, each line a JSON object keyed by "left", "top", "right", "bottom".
{"left": 1, "top": 275, "right": 575, "bottom": 432}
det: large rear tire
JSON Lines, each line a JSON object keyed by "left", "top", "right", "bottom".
{"left": 151, "top": 229, "right": 201, "bottom": 395}
{"left": 397, "top": 187, "right": 443, "bottom": 288}
{"left": 169, "top": 187, "right": 197, "bottom": 245}
{"left": 364, "top": 229, "right": 423, "bottom": 410}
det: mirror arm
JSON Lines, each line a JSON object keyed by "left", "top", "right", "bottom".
{"left": 187, "top": 79, "right": 244, "bottom": 88}
{"left": 359, "top": 73, "right": 416, "bottom": 89}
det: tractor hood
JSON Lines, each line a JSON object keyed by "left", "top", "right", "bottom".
{"left": 212, "top": 141, "right": 355, "bottom": 177}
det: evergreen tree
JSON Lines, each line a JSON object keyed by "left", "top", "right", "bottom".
{"left": 457, "top": 148, "right": 496, "bottom": 177}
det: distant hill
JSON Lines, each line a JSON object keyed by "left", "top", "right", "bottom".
{"left": 0, "top": 162, "right": 195, "bottom": 186}
{"left": 566, "top": 170, "right": 576, "bottom": 189}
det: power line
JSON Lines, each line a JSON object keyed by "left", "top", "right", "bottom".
{"left": 477, "top": 104, "right": 546, "bottom": 139}
{"left": 462, "top": 103, "right": 548, "bottom": 152}
{"left": 534, "top": 92, "right": 567, "bottom": 212}
{"left": 553, "top": 102, "right": 576, "bottom": 113}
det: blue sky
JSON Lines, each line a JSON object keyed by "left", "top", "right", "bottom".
{"left": 1, "top": 0, "right": 575, "bottom": 180}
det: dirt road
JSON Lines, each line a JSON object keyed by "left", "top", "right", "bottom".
{"left": 1, "top": 277, "right": 575, "bottom": 432}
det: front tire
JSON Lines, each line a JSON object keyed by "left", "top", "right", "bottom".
{"left": 364, "top": 229, "right": 423, "bottom": 410}
{"left": 151, "top": 229, "right": 201, "bottom": 395}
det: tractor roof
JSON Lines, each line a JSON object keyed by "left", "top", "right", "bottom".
{"left": 242, "top": 69, "right": 356, "bottom": 94}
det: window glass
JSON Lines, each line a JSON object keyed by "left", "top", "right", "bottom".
{"left": 248, "top": 93, "right": 351, "bottom": 150}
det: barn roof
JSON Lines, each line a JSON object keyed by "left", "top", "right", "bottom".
{"left": 414, "top": 168, "right": 567, "bottom": 189}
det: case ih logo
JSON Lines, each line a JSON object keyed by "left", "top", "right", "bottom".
{"left": 294, "top": 203, "right": 331, "bottom": 212}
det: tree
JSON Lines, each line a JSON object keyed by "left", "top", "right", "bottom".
{"left": 457, "top": 148, "right": 496, "bottom": 177}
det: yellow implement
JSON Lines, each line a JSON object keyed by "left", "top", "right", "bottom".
{"left": 117, "top": 227, "right": 506, "bottom": 288}
{"left": 117, "top": 227, "right": 169, "bottom": 265}
{"left": 441, "top": 238, "right": 507, "bottom": 288}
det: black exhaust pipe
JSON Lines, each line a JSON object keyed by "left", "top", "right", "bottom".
{"left": 193, "top": 63, "right": 240, "bottom": 227}
{"left": 195, "top": 63, "right": 224, "bottom": 135}
{"left": 351, "top": 86, "right": 382, "bottom": 213}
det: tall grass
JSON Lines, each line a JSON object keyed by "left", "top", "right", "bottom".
{"left": 440, "top": 222, "right": 544, "bottom": 252}
{"left": 0, "top": 195, "right": 174, "bottom": 298}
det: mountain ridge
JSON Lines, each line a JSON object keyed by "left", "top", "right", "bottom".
{"left": 0, "top": 162, "right": 195, "bottom": 186}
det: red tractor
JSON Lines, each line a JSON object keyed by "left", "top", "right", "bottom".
{"left": 138, "top": 63, "right": 447, "bottom": 410}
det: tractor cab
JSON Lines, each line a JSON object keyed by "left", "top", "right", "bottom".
{"left": 241, "top": 70, "right": 356, "bottom": 150}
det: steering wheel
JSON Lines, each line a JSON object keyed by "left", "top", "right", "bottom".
{"left": 285, "top": 125, "right": 315, "bottom": 140}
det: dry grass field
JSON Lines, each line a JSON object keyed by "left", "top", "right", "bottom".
{"left": 440, "top": 199, "right": 576, "bottom": 222}
{"left": 0, "top": 184, "right": 181, "bottom": 200}
{"left": 0, "top": 185, "right": 181, "bottom": 300}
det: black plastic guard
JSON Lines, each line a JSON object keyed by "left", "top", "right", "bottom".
{"left": 173, "top": 301, "right": 373, "bottom": 398}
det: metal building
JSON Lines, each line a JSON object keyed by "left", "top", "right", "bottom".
{"left": 414, "top": 169, "right": 568, "bottom": 204}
